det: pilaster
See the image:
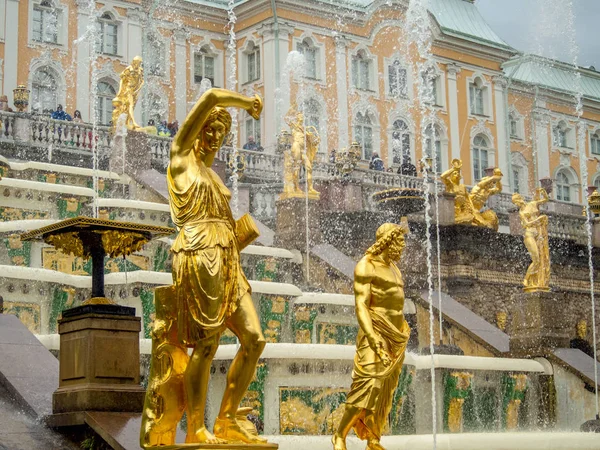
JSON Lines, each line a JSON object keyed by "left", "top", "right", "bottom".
{"left": 534, "top": 110, "right": 551, "bottom": 180}
{"left": 174, "top": 28, "right": 188, "bottom": 124}
{"left": 493, "top": 75, "right": 510, "bottom": 191}
{"left": 75, "top": 1, "right": 91, "bottom": 121}
{"left": 5, "top": 0, "right": 20, "bottom": 107}
{"left": 446, "top": 63, "right": 461, "bottom": 162}
{"left": 335, "top": 35, "right": 349, "bottom": 150}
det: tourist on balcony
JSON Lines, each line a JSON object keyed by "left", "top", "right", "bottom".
{"left": 157, "top": 120, "right": 170, "bottom": 137}
{"left": 168, "top": 120, "right": 179, "bottom": 137}
{"left": 369, "top": 153, "right": 384, "bottom": 171}
{"left": 72, "top": 110, "right": 83, "bottom": 123}
{"left": 243, "top": 135, "right": 261, "bottom": 151}
{"left": 398, "top": 155, "right": 417, "bottom": 177}
{"left": 51, "top": 104, "right": 72, "bottom": 121}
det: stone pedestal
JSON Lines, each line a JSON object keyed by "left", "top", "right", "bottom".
{"left": 318, "top": 180, "right": 363, "bottom": 212}
{"left": 110, "top": 130, "right": 151, "bottom": 177}
{"left": 509, "top": 291, "right": 569, "bottom": 357}
{"left": 275, "top": 197, "right": 321, "bottom": 250}
{"left": 592, "top": 217, "right": 600, "bottom": 248}
{"left": 53, "top": 305, "right": 145, "bottom": 414}
{"left": 434, "top": 192, "right": 456, "bottom": 226}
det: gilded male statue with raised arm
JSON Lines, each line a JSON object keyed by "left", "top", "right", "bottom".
{"left": 332, "top": 221, "right": 411, "bottom": 450}
{"left": 440, "top": 159, "right": 475, "bottom": 225}
{"left": 512, "top": 188, "right": 550, "bottom": 292}
{"left": 162, "top": 88, "right": 265, "bottom": 444}
{"left": 113, "top": 55, "right": 144, "bottom": 130}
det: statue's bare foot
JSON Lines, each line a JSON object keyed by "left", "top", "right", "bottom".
{"left": 366, "top": 438, "right": 385, "bottom": 450}
{"left": 185, "top": 426, "right": 225, "bottom": 444}
{"left": 214, "top": 417, "right": 267, "bottom": 443}
{"left": 332, "top": 434, "right": 347, "bottom": 450}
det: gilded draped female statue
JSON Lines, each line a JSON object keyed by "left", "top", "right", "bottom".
{"left": 141, "top": 88, "right": 267, "bottom": 447}
{"left": 332, "top": 222, "right": 411, "bottom": 450}
{"left": 512, "top": 188, "right": 550, "bottom": 292}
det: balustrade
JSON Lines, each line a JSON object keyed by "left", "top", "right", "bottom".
{"left": 0, "top": 111, "right": 15, "bottom": 141}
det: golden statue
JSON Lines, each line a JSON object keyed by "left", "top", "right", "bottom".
{"left": 512, "top": 188, "right": 550, "bottom": 292}
{"left": 140, "top": 88, "right": 271, "bottom": 447}
{"left": 113, "top": 56, "right": 144, "bottom": 131}
{"left": 332, "top": 221, "right": 411, "bottom": 450}
{"left": 280, "top": 104, "right": 320, "bottom": 200}
{"left": 441, "top": 159, "right": 503, "bottom": 230}
{"left": 576, "top": 319, "right": 587, "bottom": 340}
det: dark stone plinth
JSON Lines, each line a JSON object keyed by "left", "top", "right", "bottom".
{"left": 509, "top": 290, "right": 569, "bottom": 356}
{"left": 125, "top": 130, "right": 151, "bottom": 176}
{"left": 276, "top": 197, "right": 322, "bottom": 250}
{"left": 318, "top": 180, "right": 363, "bottom": 212}
{"left": 62, "top": 304, "right": 135, "bottom": 319}
{"left": 53, "top": 311, "right": 144, "bottom": 414}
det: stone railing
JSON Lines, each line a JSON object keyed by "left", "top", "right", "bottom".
{"left": 29, "top": 115, "right": 113, "bottom": 158}
{"left": 249, "top": 183, "right": 280, "bottom": 222}
{"left": 216, "top": 146, "right": 283, "bottom": 180}
{"left": 0, "top": 111, "right": 16, "bottom": 141}
{"left": 546, "top": 212, "right": 588, "bottom": 245}
{"left": 487, "top": 192, "right": 515, "bottom": 216}
{"left": 148, "top": 134, "right": 172, "bottom": 171}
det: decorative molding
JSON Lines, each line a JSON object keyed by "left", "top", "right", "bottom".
{"left": 470, "top": 119, "right": 495, "bottom": 148}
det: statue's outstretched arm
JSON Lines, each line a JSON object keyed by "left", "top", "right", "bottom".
{"left": 173, "top": 88, "right": 262, "bottom": 161}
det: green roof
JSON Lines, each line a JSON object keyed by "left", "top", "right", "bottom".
{"left": 503, "top": 55, "right": 600, "bottom": 102}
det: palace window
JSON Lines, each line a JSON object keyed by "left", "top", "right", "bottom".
{"left": 388, "top": 60, "right": 407, "bottom": 98}
{"left": 96, "top": 80, "right": 116, "bottom": 125}
{"left": 354, "top": 112, "right": 373, "bottom": 160}
{"left": 591, "top": 131, "right": 600, "bottom": 155}
{"left": 97, "top": 12, "right": 118, "bottom": 56}
{"left": 391, "top": 120, "right": 410, "bottom": 166}
{"left": 33, "top": 1, "right": 58, "bottom": 44}
{"left": 553, "top": 121, "right": 570, "bottom": 148}
{"left": 194, "top": 46, "right": 215, "bottom": 85}
{"left": 245, "top": 113, "right": 261, "bottom": 146}
{"left": 303, "top": 98, "right": 321, "bottom": 152}
{"left": 556, "top": 170, "right": 571, "bottom": 202}
{"left": 469, "top": 77, "right": 486, "bottom": 116}
{"left": 246, "top": 42, "right": 260, "bottom": 83}
{"left": 424, "top": 124, "right": 442, "bottom": 173}
{"left": 31, "top": 67, "right": 58, "bottom": 113}
{"left": 146, "top": 93, "right": 166, "bottom": 125}
{"left": 509, "top": 113, "right": 520, "bottom": 138}
{"left": 421, "top": 67, "right": 439, "bottom": 105}
{"left": 472, "top": 134, "right": 490, "bottom": 181}
{"left": 352, "top": 50, "right": 372, "bottom": 91}
{"left": 297, "top": 39, "right": 317, "bottom": 79}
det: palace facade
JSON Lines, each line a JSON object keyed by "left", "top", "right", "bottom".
{"left": 1, "top": 0, "right": 600, "bottom": 202}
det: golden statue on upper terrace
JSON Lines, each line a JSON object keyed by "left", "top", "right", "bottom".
{"left": 512, "top": 188, "right": 550, "bottom": 292}
{"left": 113, "top": 56, "right": 144, "bottom": 131}
{"left": 441, "top": 158, "right": 503, "bottom": 231}
{"left": 140, "top": 88, "right": 274, "bottom": 448}
{"left": 280, "top": 104, "right": 321, "bottom": 200}
{"left": 332, "top": 220, "right": 411, "bottom": 450}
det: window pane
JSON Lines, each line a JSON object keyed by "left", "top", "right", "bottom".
{"left": 481, "top": 149, "right": 488, "bottom": 173}
{"left": 360, "top": 60, "right": 369, "bottom": 90}
{"left": 389, "top": 65, "right": 397, "bottom": 95}
{"left": 205, "top": 56, "right": 215, "bottom": 81}
{"left": 352, "top": 59, "right": 358, "bottom": 88}
{"left": 513, "top": 168, "right": 520, "bottom": 193}
{"left": 364, "top": 126, "right": 373, "bottom": 160}
{"left": 33, "top": 9, "right": 43, "bottom": 41}
{"left": 473, "top": 149, "right": 480, "bottom": 181}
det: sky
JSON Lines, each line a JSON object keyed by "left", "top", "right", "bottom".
{"left": 476, "top": 0, "right": 600, "bottom": 68}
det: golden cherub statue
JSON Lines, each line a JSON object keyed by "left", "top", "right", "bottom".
{"left": 440, "top": 158, "right": 503, "bottom": 231}
{"left": 280, "top": 104, "right": 320, "bottom": 200}
{"left": 512, "top": 188, "right": 550, "bottom": 292}
{"left": 140, "top": 88, "right": 273, "bottom": 447}
{"left": 113, "top": 55, "right": 144, "bottom": 131}
{"left": 332, "top": 220, "right": 411, "bottom": 450}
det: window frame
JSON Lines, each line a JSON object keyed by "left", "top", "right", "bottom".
{"left": 472, "top": 134, "right": 490, "bottom": 182}
{"left": 388, "top": 60, "right": 408, "bottom": 99}
{"left": 194, "top": 46, "right": 216, "bottom": 86}
{"left": 97, "top": 12, "right": 119, "bottom": 56}
{"left": 424, "top": 124, "right": 443, "bottom": 174}
{"left": 590, "top": 131, "right": 600, "bottom": 156}
{"left": 245, "top": 42, "right": 261, "bottom": 84}
{"left": 245, "top": 113, "right": 262, "bottom": 147}
{"left": 391, "top": 119, "right": 411, "bottom": 167}
{"left": 297, "top": 39, "right": 318, "bottom": 80}
{"left": 352, "top": 50, "right": 372, "bottom": 92}
{"left": 354, "top": 112, "right": 374, "bottom": 160}
{"left": 96, "top": 80, "right": 117, "bottom": 126}
{"left": 31, "top": 67, "right": 59, "bottom": 114}
{"left": 32, "top": 1, "right": 58, "bottom": 44}
{"left": 552, "top": 121, "right": 572, "bottom": 149}
{"left": 555, "top": 171, "right": 571, "bottom": 202}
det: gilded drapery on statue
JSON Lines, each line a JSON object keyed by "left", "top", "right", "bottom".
{"left": 141, "top": 88, "right": 274, "bottom": 448}
{"left": 112, "top": 56, "right": 144, "bottom": 131}
{"left": 441, "top": 158, "right": 503, "bottom": 231}
{"left": 280, "top": 104, "right": 321, "bottom": 200}
{"left": 512, "top": 188, "right": 550, "bottom": 292}
{"left": 332, "top": 221, "right": 411, "bottom": 450}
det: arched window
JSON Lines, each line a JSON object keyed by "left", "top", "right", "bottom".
{"left": 303, "top": 98, "right": 321, "bottom": 152}
{"left": 509, "top": 113, "right": 519, "bottom": 138}
{"left": 297, "top": 39, "right": 317, "bottom": 79}
{"left": 194, "top": 45, "right": 215, "bottom": 85}
{"left": 245, "top": 112, "right": 261, "bottom": 147}
{"left": 33, "top": 0, "right": 58, "bottom": 44}
{"left": 553, "top": 121, "right": 570, "bottom": 148}
{"left": 96, "top": 81, "right": 116, "bottom": 125}
{"left": 591, "top": 130, "right": 600, "bottom": 156}
{"left": 388, "top": 60, "right": 408, "bottom": 98}
{"left": 472, "top": 134, "right": 489, "bottom": 181}
{"left": 31, "top": 67, "right": 58, "bottom": 113}
{"left": 354, "top": 112, "right": 373, "bottom": 160}
{"left": 352, "top": 50, "right": 371, "bottom": 91}
{"left": 391, "top": 120, "right": 410, "bottom": 166}
{"left": 424, "top": 124, "right": 442, "bottom": 173}
{"left": 556, "top": 170, "right": 571, "bottom": 202}
{"left": 97, "top": 12, "right": 118, "bottom": 55}
{"left": 469, "top": 77, "right": 486, "bottom": 116}
{"left": 593, "top": 176, "right": 600, "bottom": 190}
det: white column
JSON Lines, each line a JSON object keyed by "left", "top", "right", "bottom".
{"left": 75, "top": 0, "right": 91, "bottom": 121}
{"left": 535, "top": 113, "right": 550, "bottom": 180}
{"left": 335, "top": 35, "right": 349, "bottom": 149}
{"left": 447, "top": 63, "right": 461, "bottom": 162}
{"left": 493, "top": 76, "right": 510, "bottom": 191}
{"left": 5, "top": 0, "right": 19, "bottom": 106}
{"left": 174, "top": 29, "right": 188, "bottom": 124}
{"left": 261, "top": 25, "right": 277, "bottom": 151}
{"left": 127, "top": 8, "right": 143, "bottom": 125}
{"left": 277, "top": 25, "right": 292, "bottom": 135}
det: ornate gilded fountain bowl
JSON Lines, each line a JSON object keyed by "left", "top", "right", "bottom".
{"left": 372, "top": 187, "right": 426, "bottom": 216}
{"left": 21, "top": 217, "right": 174, "bottom": 305}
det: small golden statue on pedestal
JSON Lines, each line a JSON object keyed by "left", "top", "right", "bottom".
{"left": 140, "top": 88, "right": 276, "bottom": 449}
{"left": 512, "top": 188, "right": 550, "bottom": 292}
{"left": 332, "top": 221, "right": 411, "bottom": 450}
{"left": 112, "top": 56, "right": 144, "bottom": 131}
{"left": 280, "top": 104, "right": 320, "bottom": 200}
{"left": 441, "top": 158, "right": 503, "bottom": 231}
